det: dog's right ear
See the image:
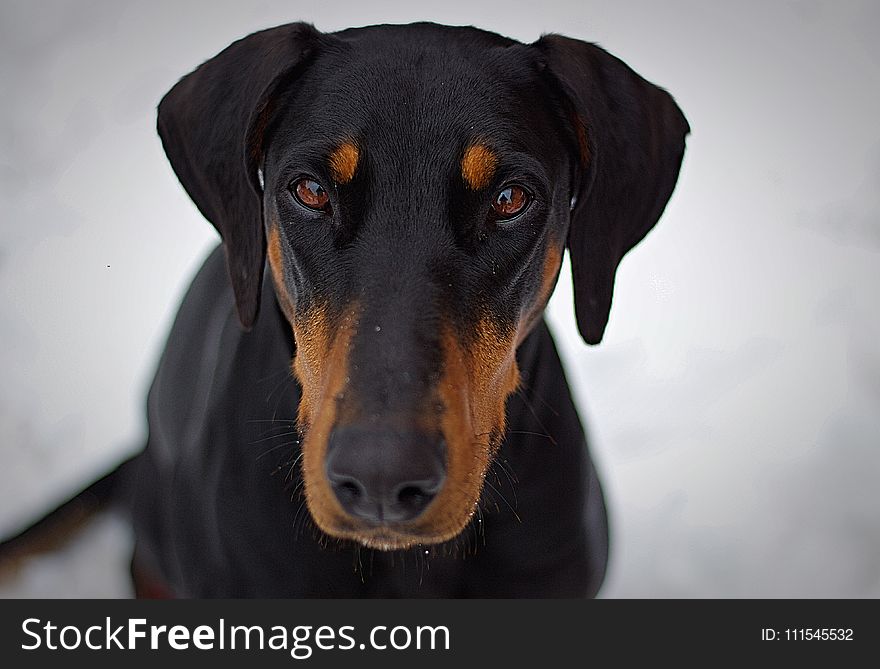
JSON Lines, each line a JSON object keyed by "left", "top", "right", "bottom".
{"left": 157, "top": 22, "right": 325, "bottom": 329}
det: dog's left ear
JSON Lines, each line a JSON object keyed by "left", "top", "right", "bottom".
{"left": 157, "top": 23, "right": 327, "bottom": 329}
{"left": 534, "top": 35, "right": 690, "bottom": 344}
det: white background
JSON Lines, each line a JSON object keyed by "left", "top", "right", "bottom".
{"left": 1, "top": 0, "right": 878, "bottom": 597}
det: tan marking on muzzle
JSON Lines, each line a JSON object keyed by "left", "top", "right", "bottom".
{"left": 391, "top": 320, "right": 520, "bottom": 546}
{"left": 296, "top": 314, "right": 521, "bottom": 550}
{"left": 467, "top": 317, "right": 521, "bottom": 435}
{"left": 294, "top": 306, "right": 360, "bottom": 537}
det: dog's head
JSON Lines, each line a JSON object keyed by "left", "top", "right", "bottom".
{"left": 157, "top": 22, "right": 688, "bottom": 549}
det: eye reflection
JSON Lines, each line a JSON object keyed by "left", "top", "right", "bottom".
{"left": 491, "top": 185, "right": 530, "bottom": 220}
{"left": 291, "top": 178, "right": 331, "bottom": 212}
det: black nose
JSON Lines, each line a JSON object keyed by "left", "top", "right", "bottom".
{"left": 325, "top": 426, "right": 447, "bottom": 524}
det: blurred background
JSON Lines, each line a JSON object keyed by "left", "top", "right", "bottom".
{"left": 1, "top": 0, "right": 878, "bottom": 597}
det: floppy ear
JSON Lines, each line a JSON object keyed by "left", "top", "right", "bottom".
{"left": 535, "top": 34, "right": 689, "bottom": 344}
{"left": 157, "top": 22, "right": 324, "bottom": 329}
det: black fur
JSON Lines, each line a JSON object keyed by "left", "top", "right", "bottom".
{"left": 130, "top": 22, "right": 688, "bottom": 597}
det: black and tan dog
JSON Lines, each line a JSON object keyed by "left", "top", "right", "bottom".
{"left": 129, "top": 22, "right": 688, "bottom": 597}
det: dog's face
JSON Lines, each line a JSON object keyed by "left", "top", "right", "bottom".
{"left": 261, "top": 29, "right": 573, "bottom": 548}
{"left": 158, "top": 23, "right": 688, "bottom": 549}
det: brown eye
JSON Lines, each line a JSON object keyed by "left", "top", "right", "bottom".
{"left": 491, "top": 185, "right": 530, "bottom": 220}
{"left": 291, "top": 178, "right": 331, "bottom": 212}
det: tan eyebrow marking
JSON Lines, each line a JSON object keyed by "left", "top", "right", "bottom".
{"left": 461, "top": 144, "right": 498, "bottom": 190}
{"left": 328, "top": 142, "right": 359, "bottom": 184}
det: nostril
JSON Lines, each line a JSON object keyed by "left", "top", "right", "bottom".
{"left": 331, "top": 477, "right": 365, "bottom": 505}
{"left": 398, "top": 485, "right": 427, "bottom": 506}
{"left": 394, "top": 482, "right": 439, "bottom": 514}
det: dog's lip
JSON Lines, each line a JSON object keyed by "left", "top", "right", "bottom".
{"left": 327, "top": 517, "right": 446, "bottom": 549}
{"left": 336, "top": 518, "right": 421, "bottom": 536}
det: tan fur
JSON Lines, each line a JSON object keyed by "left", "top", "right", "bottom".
{"left": 461, "top": 144, "right": 498, "bottom": 190}
{"left": 328, "top": 142, "right": 359, "bottom": 184}
{"left": 518, "top": 240, "right": 564, "bottom": 344}
{"left": 296, "top": 315, "right": 521, "bottom": 550}
{"left": 406, "top": 320, "right": 520, "bottom": 545}
{"left": 295, "top": 306, "right": 359, "bottom": 537}
{"left": 266, "top": 225, "right": 296, "bottom": 321}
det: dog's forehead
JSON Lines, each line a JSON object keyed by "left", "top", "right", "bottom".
{"left": 275, "top": 29, "right": 547, "bottom": 157}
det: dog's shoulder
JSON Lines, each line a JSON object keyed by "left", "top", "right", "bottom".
{"left": 147, "top": 245, "right": 295, "bottom": 464}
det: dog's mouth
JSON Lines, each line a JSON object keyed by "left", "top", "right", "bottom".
{"left": 317, "top": 515, "right": 462, "bottom": 551}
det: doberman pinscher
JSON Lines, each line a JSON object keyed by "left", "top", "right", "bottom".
{"left": 129, "top": 21, "right": 688, "bottom": 597}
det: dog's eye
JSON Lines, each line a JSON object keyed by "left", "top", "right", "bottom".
{"left": 291, "top": 178, "right": 331, "bottom": 212}
{"left": 491, "top": 185, "right": 530, "bottom": 221}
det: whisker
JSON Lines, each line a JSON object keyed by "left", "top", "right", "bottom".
{"left": 252, "top": 372, "right": 294, "bottom": 425}
{"left": 256, "top": 441, "right": 296, "bottom": 461}
{"left": 492, "top": 457, "right": 519, "bottom": 490}
{"left": 270, "top": 371, "right": 298, "bottom": 422}
{"left": 250, "top": 430, "right": 301, "bottom": 445}
{"left": 513, "top": 385, "right": 558, "bottom": 446}
{"left": 489, "top": 460, "right": 518, "bottom": 509}
{"left": 483, "top": 479, "right": 521, "bottom": 523}
{"left": 246, "top": 419, "right": 298, "bottom": 425}
{"left": 517, "top": 380, "right": 560, "bottom": 418}
{"left": 505, "top": 429, "right": 555, "bottom": 441}
{"left": 474, "top": 503, "right": 486, "bottom": 550}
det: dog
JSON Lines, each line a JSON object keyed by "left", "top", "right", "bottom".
{"left": 127, "top": 21, "right": 688, "bottom": 598}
